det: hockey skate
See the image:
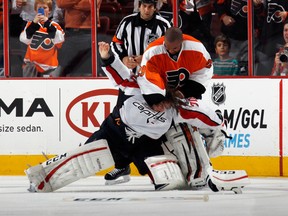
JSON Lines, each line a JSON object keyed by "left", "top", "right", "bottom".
{"left": 104, "top": 166, "right": 131, "bottom": 185}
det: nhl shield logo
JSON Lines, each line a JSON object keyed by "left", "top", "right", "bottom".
{"left": 212, "top": 83, "right": 226, "bottom": 105}
{"left": 147, "top": 33, "right": 159, "bottom": 44}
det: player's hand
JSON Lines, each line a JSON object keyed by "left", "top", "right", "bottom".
{"left": 123, "top": 56, "right": 138, "bottom": 69}
{"left": 98, "top": 41, "right": 110, "bottom": 59}
{"left": 133, "top": 55, "right": 142, "bottom": 65}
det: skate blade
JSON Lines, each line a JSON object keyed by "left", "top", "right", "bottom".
{"left": 105, "top": 175, "right": 131, "bottom": 185}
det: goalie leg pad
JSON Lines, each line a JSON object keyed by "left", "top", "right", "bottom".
{"left": 165, "top": 124, "right": 198, "bottom": 182}
{"left": 144, "top": 155, "right": 186, "bottom": 191}
{"left": 165, "top": 124, "right": 209, "bottom": 189}
{"left": 25, "top": 139, "right": 114, "bottom": 192}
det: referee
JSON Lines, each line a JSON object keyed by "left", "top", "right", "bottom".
{"left": 111, "top": 0, "right": 171, "bottom": 74}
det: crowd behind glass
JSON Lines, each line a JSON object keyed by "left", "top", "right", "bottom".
{"left": 1, "top": 0, "right": 288, "bottom": 78}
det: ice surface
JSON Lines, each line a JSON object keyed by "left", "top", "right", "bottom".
{"left": 0, "top": 176, "right": 287, "bottom": 216}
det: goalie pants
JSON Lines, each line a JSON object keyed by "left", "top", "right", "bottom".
{"left": 85, "top": 110, "right": 165, "bottom": 175}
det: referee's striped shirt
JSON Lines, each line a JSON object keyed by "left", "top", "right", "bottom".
{"left": 111, "top": 12, "right": 171, "bottom": 74}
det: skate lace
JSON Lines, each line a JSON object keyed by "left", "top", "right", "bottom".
{"left": 110, "top": 168, "right": 125, "bottom": 176}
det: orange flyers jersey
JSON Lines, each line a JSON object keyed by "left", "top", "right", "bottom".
{"left": 20, "top": 21, "right": 65, "bottom": 73}
{"left": 137, "top": 34, "right": 213, "bottom": 97}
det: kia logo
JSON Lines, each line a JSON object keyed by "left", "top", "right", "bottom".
{"left": 66, "top": 89, "right": 118, "bottom": 137}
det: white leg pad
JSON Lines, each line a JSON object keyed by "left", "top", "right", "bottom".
{"left": 25, "top": 139, "right": 114, "bottom": 192}
{"left": 144, "top": 155, "right": 186, "bottom": 190}
{"left": 165, "top": 124, "right": 209, "bottom": 189}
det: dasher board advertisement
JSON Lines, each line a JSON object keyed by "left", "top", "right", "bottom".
{"left": 0, "top": 79, "right": 283, "bottom": 157}
{"left": 0, "top": 80, "right": 118, "bottom": 154}
{"left": 203, "top": 79, "right": 280, "bottom": 157}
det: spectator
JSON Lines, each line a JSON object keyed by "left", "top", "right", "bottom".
{"left": 106, "top": 0, "right": 171, "bottom": 184}
{"left": 10, "top": 0, "right": 57, "bottom": 77}
{"left": 182, "top": 0, "right": 215, "bottom": 53}
{"left": 57, "top": 0, "right": 92, "bottom": 77}
{"left": 256, "top": 0, "right": 288, "bottom": 76}
{"left": 213, "top": 34, "right": 239, "bottom": 76}
{"left": 19, "top": 0, "right": 65, "bottom": 77}
{"left": 271, "top": 20, "right": 288, "bottom": 76}
{"left": 213, "top": 0, "right": 263, "bottom": 72}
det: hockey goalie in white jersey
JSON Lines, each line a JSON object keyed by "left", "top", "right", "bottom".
{"left": 25, "top": 41, "right": 249, "bottom": 193}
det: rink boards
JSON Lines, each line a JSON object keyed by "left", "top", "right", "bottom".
{"left": 0, "top": 78, "right": 287, "bottom": 176}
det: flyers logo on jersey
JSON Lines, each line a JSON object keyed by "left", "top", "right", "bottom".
{"left": 30, "top": 31, "right": 54, "bottom": 50}
{"left": 267, "top": 3, "right": 286, "bottom": 23}
{"left": 166, "top": 68, "right": 189, "bottom": 88}
{"left": 230, "top": 0, "right": 248, "bottom": 18}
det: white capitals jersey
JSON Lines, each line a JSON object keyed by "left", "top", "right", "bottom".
{"left": 119, "top": 94, "right": 175, "bottom": 140}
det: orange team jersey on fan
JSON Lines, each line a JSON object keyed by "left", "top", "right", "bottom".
{"left": 20, "top": 21, "right": 65, "bottom": 73}
{"left": 138, "top": 34, "right": 213, "bottom": 97}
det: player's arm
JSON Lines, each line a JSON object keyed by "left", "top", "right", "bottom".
{"left": 110, "top": 18, "right": 139, "bottom": 70}
{"left": 137, "top": 48, "right": 167, "bottom": 107}
{"left": 99, "top": 42, "right": 139, "bottom": 91}
{"left": 137, "top": 64, "right": 166, "bottom": 107}
{"left": 187, "top": 41, "right": 214, "bottom": 91}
